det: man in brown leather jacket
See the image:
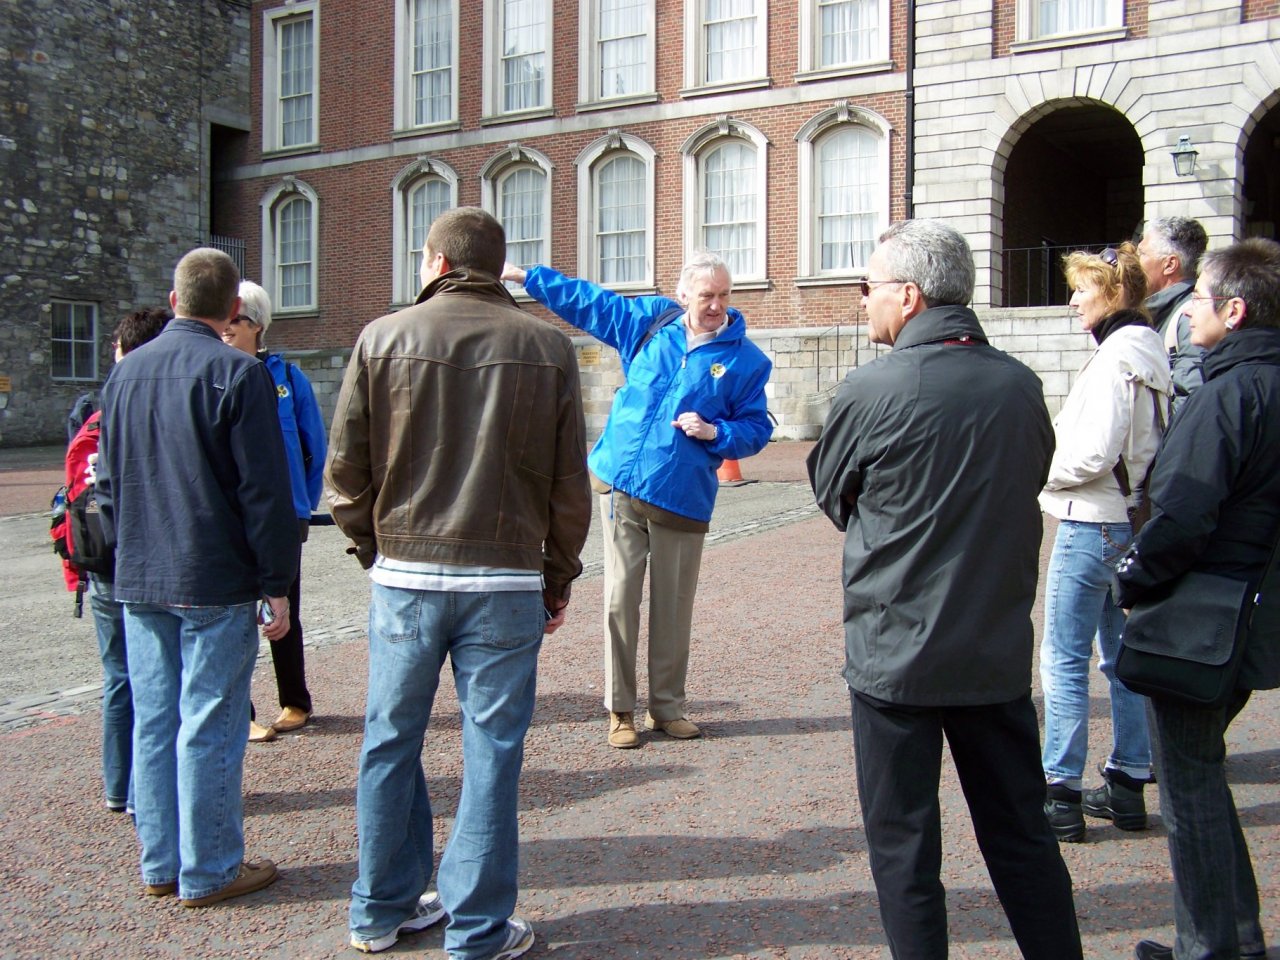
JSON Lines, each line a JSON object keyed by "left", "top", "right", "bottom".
{"left": 328, "top": 207, "right": 592, "bottom": 960}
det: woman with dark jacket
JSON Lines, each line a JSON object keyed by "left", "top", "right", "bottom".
{"left": 1039, "top": 242, "right": 1171, "bottom": 842}
{"left": 1113, "top": 238, "right": 1280, "bottom": 960}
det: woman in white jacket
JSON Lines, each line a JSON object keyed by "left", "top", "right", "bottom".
{"left": 1039, "top": 242, "right": 1173, "bottom": 843}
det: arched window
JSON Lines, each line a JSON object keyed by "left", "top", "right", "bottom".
{"left": 681, "top": 119, "right": 769, "bottom": 283}
{"left": 482, "top": 145, "right": 554, "bottom": 292}
{"left": 260, "top": 177, "right": 320, "bottom": 313}
{"left": 392, "top": 158, "right": 459, "bottom": 302}
{"left": 576, "top": 132, "right": 656, "bottom": 289}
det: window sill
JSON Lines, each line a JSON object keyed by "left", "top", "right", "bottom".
{"left": 678, "top": 77, "right": 771, "bottom": 99}
{"left": 576, "top": 93, "right": 659, "bottom": 113}
{"left": 1009, "top": 26, "right": 1127, "bottom": 54}
{"left": 794, "top": 60, "right": 893, "bottom": 84}
{"left": 730, "top": 278, "right": 772, "bottom": 292}
{"left": 262, "top": 143, "right": 320, "bottom": 160}
{"left": 392, "top": 121, "right": 462, "bottom": 139}
{"left": 794, "top": 275, "right": 863, "bottom": 289}
{"left": 273, "top": 309, "right": 320, "bottom": 321}
{"left": 480, "top": 107, "right": 555, "bottom": 127}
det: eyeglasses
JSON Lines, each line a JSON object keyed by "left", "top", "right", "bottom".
{"left": 1188, "top": 292, "right": 1233, "bottom": 306}
{"left": 859, "top": 278, "right": 907, "bottom": 298}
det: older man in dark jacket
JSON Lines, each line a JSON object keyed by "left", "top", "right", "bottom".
{"left": 808, "top": 219, "right": 1081, "bottom": 960}
{"left": 97, "top": 247, "right": 299, "bottom": 907}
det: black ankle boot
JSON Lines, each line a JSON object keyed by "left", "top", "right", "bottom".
{"left": 1082, "top": 768, "right": 1148, "bottom": 831}
{"left": 1045, "top": 783, "right": 1085, "bottom": 842}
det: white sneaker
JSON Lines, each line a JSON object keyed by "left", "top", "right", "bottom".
{"left": 350, "top": 892, "right": 447, "bottom": 953}
{"left": 482, "top": 916, "right": 535, "bottom": 960}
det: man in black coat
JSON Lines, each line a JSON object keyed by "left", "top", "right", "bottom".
{"left": 808, "top": 219, "right": 1081, "bottom": 959}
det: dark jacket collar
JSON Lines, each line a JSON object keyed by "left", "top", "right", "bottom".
{"left": 893, "top": 303, "right": 988, "bottom": 351}
{"left": 1092, "top": 307, "right": 1151, "bottom": 345}
{"left": 414, "top": 268, "right": 520, "bottom": 307}
{"left": 1203, "top": 327, "right": 1280, "bottom": 381}
{"left": 169, "top": 317, "right": 223, "bottom": 339}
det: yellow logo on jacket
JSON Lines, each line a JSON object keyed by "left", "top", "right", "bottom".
{"left": 277, "top": 384, "right": 290, "bottom": 399}
{"left": 709, "top": 363, "right": 726, "bottom": 379}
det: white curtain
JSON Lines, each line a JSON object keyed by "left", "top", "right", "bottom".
{"left": 501, "top": 167, "right": 546, "bottom": 272}
{"left": 598, "top": 0, "right": 646, "bottom": 98}
{"left": 278, "top": 197, "right": 312, "bottom": 309}
{"left": 818, "top": 128, "right": 877, "bottom": 271}
{"left": 502, "top": 0, "right": 546, "bottom": 111}
{"left": 704, "top": 0, "right": 755, "bottom": 83}
{"left": 413, "top": 0, "right": 453, "bottom": 124}
{"left": 702, "top": 141, "right": 756, "bottom": 277}
{"left": 819, "top": 0, "right": 876, "bottom": 68}
{"left": 408, "top": 178, "right": 450, "bottom": 297}
{"left": 597, "top": 155, "right": 645, "bottom": 284}
{"left": 280, "top": 17, "right": 314, "bottom": 146}
{"left": 1038, "top": 0, "right": 1107, "bottom": 35}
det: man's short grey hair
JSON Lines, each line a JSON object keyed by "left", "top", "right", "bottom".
{"left": 877, "top": 220, "right": 974, "bottom": 307}
{"left": 173, "top": 247, "right": 240, "bottom": 322}
{"left": 238, "top": 280, "right": 273, "bottom": 335}
{"left": 676, "top": 250, "right": 732, "bottom": 300}
{"left": 1143, "top": 217, "right": 1208, "bottom": 278}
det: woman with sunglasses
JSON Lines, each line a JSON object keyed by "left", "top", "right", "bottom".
{"left": 1038, "top": 241, "right": 1172, "bottom": 842}
{"left": 223, "top": 281, "right": 328, "bottom": 743}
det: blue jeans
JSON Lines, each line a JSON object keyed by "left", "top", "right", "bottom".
{"left": 123, "top": 601, "right": 258, "bottom": 898}
{"left": 1150, "top": 691, "right": 1266, "bottom": 960}
{"left": 89, "top": 579, "right": 133, "bottom": 811}
{"left": 1040, "top": 519, "right": 1151, "bottom": 786}
{"left": 350, "top": 585, "right": 543, "bottom": 960}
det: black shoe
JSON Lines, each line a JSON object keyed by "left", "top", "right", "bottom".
{"left": 1045, "top": 784, "right": 1085, "bottom": 843}
{"left": 1134, "top": 940, "right": 1172, "bottom": 960}
{"left": 1082, "top": 767, "right": 1149, "bottom": 831}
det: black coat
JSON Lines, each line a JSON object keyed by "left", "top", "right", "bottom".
{"left": 1114, "top": 326, "right": 1280, "bottom": 689}
{"left": 808, "top": 305, "right": 1054, "bottom": 706}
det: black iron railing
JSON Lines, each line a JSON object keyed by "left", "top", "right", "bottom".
{"left": 1002, "top": 241, "right": 1111, "bottom": 308}
{"left": 208, "top": 235, "right": 246, "bottom": 277}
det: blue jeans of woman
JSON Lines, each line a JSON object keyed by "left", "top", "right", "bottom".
{"left": 1040, "top": 519, "right": 1151, "bottom": 786}
{"left": 349, "top": 584, "right": 543, "bottom": 960}
{"left": 89, "top": 578, "right": 133, "bottom": 811}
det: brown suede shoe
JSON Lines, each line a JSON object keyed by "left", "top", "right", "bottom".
{"left": 644, "top": 712, "right": 701, "bottom": 739}
{"left": 273, "top": 706, "right": 310, "bottom": 732}
{"left": 180, "top": 859, "right": 278, "bottom": 907}
{"left": 608, "top": 711, "right": 640, "bottom": 749}
{"left": 248, "top": 720, "right": 277, "bottom": 743}
{"left": 144, "top": 881, "right": 177, "bottom": 897}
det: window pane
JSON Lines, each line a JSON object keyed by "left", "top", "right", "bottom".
{"left": 819, "top": 0, "right": 877, "bottom": 67}
{"left": 280, "top": 17, "right": 314, "bottom": 146}
{"left": 704, "top": 0, "right": 755, "bottom": 84}
{"left": 409, "top": 178, "right": 451, "bottom": 294}
{"left": 50, "top": 301, "right": 97, "bottom": 379}
{"left": 278, "top": 197, "right": 312, "bottom": 308}
{"left": 502, "top": 0, "right": 546, "bottom": 111}
{"left": 817, "top": 128, "right": 877, "bottom": 271}
{"left": 702, "top": 142, "right": 755, "bottom": 277}
{"left": 1038, "top": 0, "right": 1107, "bottom": 34}
{"left": 598, "top": 0, "right": 647, "bottom": 98}
{"left": 596, "top": 155, "right": 645, "bottom": 284}
{"left": 413, "top": 0, "right": 453, "bottom": 124}
{"left": 500, "top": 168, "right": 546, "bottom": 271}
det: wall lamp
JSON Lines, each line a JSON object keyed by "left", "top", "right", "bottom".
{"left": 1170, "top": 135, "right": 1199, "bottom": 177}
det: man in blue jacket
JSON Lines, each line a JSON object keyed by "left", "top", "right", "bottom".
{"left": 97, "top": 247, "right": 299, "bottom": 907}
{"left": 503, "top": 252, "right": 772, "bottom": 747}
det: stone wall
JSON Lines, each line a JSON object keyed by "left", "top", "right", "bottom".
{"left": 292, "top": 306, "right": 1094, "bottom": 446}
{"left": 0, "top": 0, "right": 249, "bottom": 447}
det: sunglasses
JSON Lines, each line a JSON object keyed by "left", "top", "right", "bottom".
{"left": 859, "top": 278, "right": 907, "bottom": 298}
{"left": 1100, "top": 247, "right": 1119, "bottom": 266}
{"left": 228, "top": 315, "right": 257, "bottom": 326}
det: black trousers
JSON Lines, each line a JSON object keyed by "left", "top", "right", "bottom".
{"left": 851, "top": 689, "right": 1082, "bottom": 960}
{"left": 252, "top": 525, "right": 311, "bottom": 719}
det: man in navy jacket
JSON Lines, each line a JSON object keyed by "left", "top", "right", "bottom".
{"left": 98, "top": 247, "right": 298, "bottom": 907}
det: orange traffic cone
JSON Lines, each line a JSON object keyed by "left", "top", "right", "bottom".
{"left": 717, "top": 459, "right": 751, "bottom": 485}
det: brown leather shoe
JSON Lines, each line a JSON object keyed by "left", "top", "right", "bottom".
{"left": 644, "top": 712, "right": 701, "bottom": 739}
{"left": 144, "top": 881, "right": 177, "bottom": 897}
{"left": 180, "top": 859, "right": 278, "bottom": 907}
{"left": 248, "top": 720, "right": 277, "bottom": 743}
{"left": 608, "top": 711, "right": 640, "bottom": 749}
{"left": 273, "top": 706, "right": 310, "bottom": 732}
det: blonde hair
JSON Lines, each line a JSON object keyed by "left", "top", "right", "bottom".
{"left": 1062, "top": 241, "right": 1149, "bottom": 316}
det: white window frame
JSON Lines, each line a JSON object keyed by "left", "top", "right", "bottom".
{"left": 682, "top": 0, "right": 769, "bottom": 96}
{"left": 394, "top": 0, "right": 459, "bottom": 132}
{"left": 50, "top": 300, "right": 99, "bottom": 381}
{"left": 681, "top": 117, "right": 769, "bottom": 286}
{"left": 576, "top": 131, "right": 656, "bottom": 290}
{"left": 482, "top": 0, "right": 554, "bottom": 121}
{"left": 262, "top": 2, "right": 320, "bottom": 153}
{"left": 795, "top": 102, "right": 891, "bottom": 282}
{"left": 260, "top": 177, "right": 320, "bottom": 315}
{"left": 797, "top": 0, "right": 891, "bottom": 80}
{"left": 577, "top": 0, "right": 656, "bottom": 108}
{"left": 392, "top": 157, "right": 460, "bottom": 304}
{"left": 1013, "top": 0, "right": 1124, "bottom": 50}
{"left": 481, "top": 144, "right": 554, "bottom": 295}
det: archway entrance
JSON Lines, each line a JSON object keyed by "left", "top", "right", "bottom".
{"left": 1000, "top": 104, "right": 1143, "bottom": 306}
{"left": 1244, "top": 101, "right": 1280, "bottom": 242}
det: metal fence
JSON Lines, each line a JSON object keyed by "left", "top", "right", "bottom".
{"left": 1002, "top": 241, "right": 1111, "bottom": 308}
{"left": 208, "top": 234, "right": 245, "bottom": 277}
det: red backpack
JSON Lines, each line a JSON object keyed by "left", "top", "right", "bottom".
{"left": 51, "top": 411, "right": 113, "bottom": 615}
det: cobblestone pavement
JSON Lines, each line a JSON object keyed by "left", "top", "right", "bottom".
{"left": 0, "top": 442, "right": 1276, "bottom": 959}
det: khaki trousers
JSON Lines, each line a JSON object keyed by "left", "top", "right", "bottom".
{"left": 600, "top": 493, "right": 705, "bottom": 721}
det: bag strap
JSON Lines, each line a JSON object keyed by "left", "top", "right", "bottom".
{"left": 1113, "top": 386, "right": 1166, "bottom": 498}
{"left": 630, "top": 305, "right": 684, "bottom": 363}
{"left": 283, "top": 361, "right": 312, "bottom": 469}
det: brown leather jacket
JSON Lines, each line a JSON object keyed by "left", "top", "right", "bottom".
{"left": 326, "top": 269, "right": 592, "bottom": 601}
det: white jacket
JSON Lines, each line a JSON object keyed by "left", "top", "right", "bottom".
{"left": 1039, "top": 319, "right": 1173, "bottom": 523}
